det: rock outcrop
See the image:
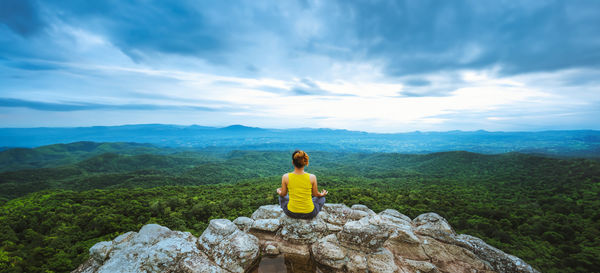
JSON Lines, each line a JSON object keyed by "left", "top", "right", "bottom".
{"left": 73, "top": 204, "right": 539, "bottom": 273}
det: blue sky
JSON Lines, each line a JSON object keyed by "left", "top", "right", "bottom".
{"left": 0, "top": 0, "right": 599, "bottom": 132}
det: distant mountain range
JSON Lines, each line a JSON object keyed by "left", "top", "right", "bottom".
{"left": 1, "top": 124, "right": 599, "bottom": 157}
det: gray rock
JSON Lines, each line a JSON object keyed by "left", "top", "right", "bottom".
{"left": 346, "top": 249, "right": 368, "bottom": 273}
{"left": 388, "top": 227, "right": 420, "bottom": 245}
{"left": 198, "top": 219, "right": 260, "bottom": 273}
{"left": 322, "top": 203, "right": 369, "bottom": 226}
{"left": 367, "top": 248, "right": 398, "bottom": 273}
{"left": 197, "top": 219, "right": 238, "bottom": 251}
{"left": 72, "top": 258, "right": 101, "bottom": 273}
{"left": 113, "top": 231, "right": 136, "bottom": 244}
{"left": 312, "top": 234, "right": 347, "bottom": 269}
{"left": 135, "top": 224, "right": 172, "bottom": 245}
{"left": 413, "top": 213, "right": 455, "bottom": 238}
{"left": 215, "top": 232, "right": 260, "bottom": 272}
{"left": 109, "top": 231, "right": 137, "bottom": 254}
{"left": 379, "top": 209, "right": 412, "bottom": 223}
{"left": 87, "top": 224, "right": 203, "bottom": 273}
{"left": 132, "top": 231, "right": 200, "bottom": 273}
{"left": 420, "top": 235, "right": 492, "bottom": 273}
{"left": 326, "top": 223, "right": 343, "bottom": 232}
{"left": 317, "top": 210, "right": 330, "bottom": 221}
{"left": 176, "top": 252, "right": 224, "bottom": 273}
{"left": 276, "top": 242, "right": 311, "bottom": 257}
{"left": 74, "top": 206, "right": 539, "bottom": 273}
{"left": 372, "top": 215, "right": 420, "bottom": 244}
{"left": 233, "top": 216, "right": 254, "bottom": 232}
{"left": 89, "top": 241, "right": 112, "bottom": 262}
{"left": 251, "top": 205, "right": 282, "bottom": 220}
{"left": 454, "top": 234, "right": 540, "bottom": 273}
{"left": 337, "top": 216, "right": 390, "bottom": 251}
{"left": 351, "top": 204, "right": 376, "bottom": 215}
{"left": 396, "top": 257, "right": 439, "bottom": 273}
{"left": 279, "top": 214, "right": 328, "bottom": 244}
{"left": 251, "top": 218, "right": 281, "bottom": 232}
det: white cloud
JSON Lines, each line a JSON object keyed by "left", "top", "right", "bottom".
{"left": 2, "top": 28, "right": 599, "bottom": 132}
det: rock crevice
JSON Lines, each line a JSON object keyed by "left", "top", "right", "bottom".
{"left": 73, "top": 204, "right": 539, "bottom": 273}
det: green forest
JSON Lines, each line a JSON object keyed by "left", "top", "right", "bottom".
{"left": 0, "top": 142, "right": 599, "bottom": 273}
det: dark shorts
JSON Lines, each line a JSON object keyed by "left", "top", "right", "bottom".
{"left": 278, "top": 194, "right": 326, "bottom": 219}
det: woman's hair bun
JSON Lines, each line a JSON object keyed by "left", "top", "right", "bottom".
{"left": 292, "top": 150, "right": 309, "bottom": 168}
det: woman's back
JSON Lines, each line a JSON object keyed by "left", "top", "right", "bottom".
{"left": 287, "top": 172, "right": 314, "bottom": 213}
{"left": 277, "top": 150, "right": 327, "bottom": 219}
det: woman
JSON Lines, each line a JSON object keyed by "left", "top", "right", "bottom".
{"left": 277, "top": 150, "right": 328, "bottom": 219}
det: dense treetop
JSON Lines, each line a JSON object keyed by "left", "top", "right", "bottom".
{"left": 0, "top": 142, "right": 598, "bottom": 272}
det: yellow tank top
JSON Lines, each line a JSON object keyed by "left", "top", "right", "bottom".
{"left": 287, "top": 172, "right": 314, "bottom": 213}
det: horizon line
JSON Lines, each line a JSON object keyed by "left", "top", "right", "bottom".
{"left": 0, "top": 123, "right": 598, "bottom": 134}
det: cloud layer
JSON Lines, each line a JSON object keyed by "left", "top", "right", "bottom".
{"left": 1, "top": 0, "right": 599, "bottom": 132}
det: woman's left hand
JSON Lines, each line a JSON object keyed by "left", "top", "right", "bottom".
{"left": 277, "top": 188, "right": 282, "bottom": 195}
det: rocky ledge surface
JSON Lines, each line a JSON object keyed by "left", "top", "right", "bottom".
{"left": 73, "top": 204, "right": 539, "bottom": 273}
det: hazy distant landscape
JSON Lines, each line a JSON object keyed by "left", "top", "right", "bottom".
{"left": 2, "top": 124, "right": 599, "bottom": 157}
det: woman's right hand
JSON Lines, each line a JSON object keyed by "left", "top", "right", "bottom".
{"left": 320, "top": 189, "right": 328, "bottom": 197}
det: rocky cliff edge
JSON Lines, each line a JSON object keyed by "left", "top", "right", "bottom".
{"left": 73, "top": 203, "right": 539, "bottom": 273}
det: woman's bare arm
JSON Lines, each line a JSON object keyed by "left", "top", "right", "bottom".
{"left": 277, "top": 174, "right": 288, "bottom": 196}
{"left": 311, "top": 174, "right": 328, "bottom": 197}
